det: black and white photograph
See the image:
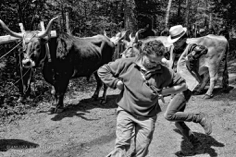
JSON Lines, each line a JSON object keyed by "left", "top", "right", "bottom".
{"left": 0, "top": 0, "right": 236, "bottom": 156}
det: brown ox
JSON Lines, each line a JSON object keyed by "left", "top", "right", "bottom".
{"left": 121, "top": 34, "right": 229, "bottom": 99}
{"left": 0, "top": 17, "right": 126, "bottom": 113}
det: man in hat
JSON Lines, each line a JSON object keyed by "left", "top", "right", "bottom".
{"left": 164, "top": 25, "right": 212, "bottom": 154}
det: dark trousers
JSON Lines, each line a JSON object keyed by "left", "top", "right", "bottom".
{"left": 164, "top": 90, "right": 203, "bottom": 141}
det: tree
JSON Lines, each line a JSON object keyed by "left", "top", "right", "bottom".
{"left": 123, "top": 0, "right": 137, "bottom": 32}
{"left": 185, "top": 0, "right": 191, "bottom": 27}
{"left": 165, "top": 0, "right": 172, "bottom": 28}
{"left": 211, "top": 0, "right": 236, "bottom": 27}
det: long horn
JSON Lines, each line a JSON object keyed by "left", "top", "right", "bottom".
{"left": 0, "top": 19, "right": 23, "bottom": 38}
{"left": 103, "top": 30, "right": 109, "bottom": 38}
{"left": 37, "top": 16, "right": 59, "bottom": 38}
{"left": 129, "top": 33, "right": 133, "bottom": 41}
{"left": 134, "top": 30, "right": 140, "bottom": 43}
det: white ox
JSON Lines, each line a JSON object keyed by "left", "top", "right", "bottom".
{"left": 121, "top": 34, "right": 229, "bottom": 99}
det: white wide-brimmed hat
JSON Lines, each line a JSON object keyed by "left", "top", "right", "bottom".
{"left": 167, "top": 25, "right": 187, "bottom": 44}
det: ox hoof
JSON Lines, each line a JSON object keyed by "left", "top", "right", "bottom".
{"left": 100, "top": 99, "right": 107, "bottom": 104}
{"left": 203, "top": 94, "right": 214, "bottom": 99}
{"left": 49, "top": 106, "right": 64, "bottom": 114}
{"left": 55, "top": 108, "right": 64, "bottom": 113}
{"left": 91, "top": 95, "right": 99, "bottom": 101}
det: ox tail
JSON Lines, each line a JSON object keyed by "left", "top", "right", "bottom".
{"left": 222, "top": 42, "right": 229, "bottom": 89}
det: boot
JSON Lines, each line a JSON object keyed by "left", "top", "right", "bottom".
{"left": 199, "top": 113, "right": 212, "bottom": 135}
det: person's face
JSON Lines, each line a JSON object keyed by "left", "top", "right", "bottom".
{"left": 142, "top": 53, "right": 163, "bottom": 70}
{"left": 173, "top": 37, "right": 186, "bottom": 50}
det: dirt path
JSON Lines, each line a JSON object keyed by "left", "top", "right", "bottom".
{"left": 0, "top": 60, "right": 236, "bottom": 157}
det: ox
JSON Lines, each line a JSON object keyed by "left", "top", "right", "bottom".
{"left": 121, "top": 34, "right": 229, "bottom": 99}
{"left": 0, "top": 17, "right": 126, "bottom": 113}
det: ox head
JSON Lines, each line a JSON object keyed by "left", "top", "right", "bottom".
{"left": 0, "top": 16, "right": 59, "bottom": 68}
{"left": 121, "top": 34, "right": 173, "bottom": 59}
{"left": 107, "top": 30, "right": 128, "bottom": 46}
{"left": 104, "top": 30, "right": 128, "bottom": 60}
{"left": 121, "top": 31, "right": 144, "bottom": 58}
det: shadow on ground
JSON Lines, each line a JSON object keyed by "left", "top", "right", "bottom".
{"left": 50, "top": 94, "right": 118, "bottom": 121}
{"left": 173, "top": 130, "right": 225, "bottom": 157}
{"left": 0, "top": 139, "right": 39, "bottom": 152}
{"left": 192, "top": 85, "right": 235, "bottom": 101}
{"left": 211, "top": 86, "right": 236, "bottom": 101}
{"left": 44, "top": 130, "right": 116, "bottom": 157}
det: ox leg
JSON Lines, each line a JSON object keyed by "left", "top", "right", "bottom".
{"left": 222, "top": 61, "right": 229, "bottom": 93}
{"left": 100, "top": 84, "right": 108, "bottom": 104}
{"left": 203, "top": 66, "right": 219, "bottom": 99}
{"left": 17, "top": 68, "right": 34, "bottom": 102}
{"left": 194, "top": 73, "right": 209, "bottom": 95}
{"left": 92, "top": 72, "right": 104, "bottom": 101}
{"left": 50, "top": 78, "right": 70, "bottom": 113}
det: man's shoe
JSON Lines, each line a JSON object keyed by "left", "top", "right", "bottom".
{"left": 199, "top": 113, "right": 212, "bottom": 135}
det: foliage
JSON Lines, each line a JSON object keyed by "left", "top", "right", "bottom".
{"left": 211, "top": 0, "right": 236, "bottom": 27}
{"left": 135, "top": 0, "right": 165, "bottom": 29}
{"left": 0, "top": 0, "right": 235, "bottom": 123}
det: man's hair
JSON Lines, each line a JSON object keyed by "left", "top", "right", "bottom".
{"left": 141, "top": 40, "right": 165, "bottom": 57}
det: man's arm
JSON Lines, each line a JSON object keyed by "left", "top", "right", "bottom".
{"left": 97, "top": 58, "right": 125, "bottom": 89}
{"left": 161, "top": 82, "right": 187, "bottom": 96}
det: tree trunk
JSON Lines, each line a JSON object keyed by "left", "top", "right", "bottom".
{"left": 123, "top": 0, "right": 137, "bottom": 33}
{"left": 205, "top": 0, "right": 209, "bottom": 27}
{"left": 185, "top": 0, "right": 191, "bottom": 27}
{"left": 177, "top": 0, "right": 181, "bottom": 17}
{"left": 65, "top": 12, "right": 71, "bottom": 35}
{"left": 165, "top": 0, "right": 172, "bottom": 28}
{"left": 209, "top": 13, "right": 212, "bottom": 28}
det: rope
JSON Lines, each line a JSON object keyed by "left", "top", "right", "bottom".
{"left": 0, "top": 41, "right": 22, "bottom": 60}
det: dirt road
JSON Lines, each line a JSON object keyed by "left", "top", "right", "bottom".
{"left": 0, "top": 60, "right": 236, "bottom": 157}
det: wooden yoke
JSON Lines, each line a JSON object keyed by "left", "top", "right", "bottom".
{"left": 0, "top": 21, "right": 57, "bottom": 45}
{"left": 19, "top": 23, "right": 25, "bottom": 33}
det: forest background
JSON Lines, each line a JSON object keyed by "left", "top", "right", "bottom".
{"left": 0, "top": 0, "right": 236, "bottom": 123}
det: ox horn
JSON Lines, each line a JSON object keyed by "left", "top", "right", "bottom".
{"left": 37, "top": 16, "right": 59, "bottom": 38}
{"left": 104, "top": 30, "right": 108, "bottom": 37}
{"left": 129, "top": 33, "right": 133, "bottom": 41}
{"left": 134, "top": 30, "right": 140, "bottom": 43}
{"left": 0, "top": 19, "right": 23, "bottom": 38}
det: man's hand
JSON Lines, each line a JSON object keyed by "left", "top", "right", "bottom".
{"left": 116, "top": 80, "right": 124, "bottom": 90}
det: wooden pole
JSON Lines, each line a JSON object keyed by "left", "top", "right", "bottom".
{"left": 0, "top": 30, "right": 57, "bottom": 45}
{"left": 66, "top": 12, "right": 71, "bottom": 35}
{"left": 0, "top": 35, "right": 20, "bottom": 44}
